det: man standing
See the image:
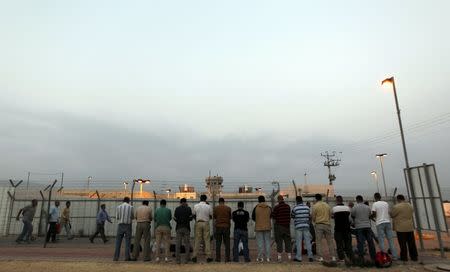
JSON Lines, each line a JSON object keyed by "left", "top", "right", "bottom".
{"left": 16, "top": 199, "right": 38, "bottom": 243}
{"left": 232, "top": 201, "right": 250, "bottom": 262}
{"left": 192, "top": 194, "right": 213, "bottom": 263}
{"left": 272, "top": 195, "right": 292, "bottom": 262}
{"left": 332, "top": 196, "right": 354, "bottom": 264}
{"left": 312, "top": 194, "right": 336, "bottom": 262}
{"left": 351, "top": 195, "right": 376, "bottom": 264}
{"left": 46, "top": 200, "right": 60, "bottom": 243}
{"left": 174, "top": 198, "right": 193, "bottom": 264}
{"left": 214, "top": 197, "right": 232, "bottom": 262}
{"left": 252, "top": 195, "right": 272, "bottom": 262}
{"left": 113, "top": 197, "right": 134, "bottom": 261}
{"left": 390, "top": 194, "right": 418, "bottom": 262}
{"left": 371, "top": 193, "right": 398, "bottom": 260}
{"left": 61, "top": 201, "right": 74, "bottom": 240}
{"left": 154, "top": 199, "right": 172, "bottom": 262}
{"left": 90, "top": 204, "right": 112, "bottom": 243}
{"left": 131, "top": 200, "right": 152, "bottom": 262}
{"left": 291, "top": 196, "right": 313, "bottom": 262}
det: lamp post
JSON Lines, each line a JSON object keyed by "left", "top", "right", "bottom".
{"left": 123, "top": 181, "right": 128, "bottom": 195}
{"left": 87, "top": 176, "right": 92, "bottom": 193}
{"left": 381, "top": 76, "right": 424, "bottom": 250}
{"left": 375, "top": 153, "right": 388, "bottom": 198}
{"left": 371, "top": 170, "right": 380, "bottom": 193}
{"left": 130, "top": 179, "right": 151, "bottom": 205}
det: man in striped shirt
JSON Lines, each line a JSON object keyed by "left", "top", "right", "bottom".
{"left": 291, "top": 196, "right": 313, "bottom": 262}
{"left": 272, "top": 195, "right": 291, "bottom": 262}
{"left": 113, "top": 197, "right": 134, "bottom": 261}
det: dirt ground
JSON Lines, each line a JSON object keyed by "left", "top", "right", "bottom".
{"left": 0, "top": 260, "right": 431, "bottom": 272}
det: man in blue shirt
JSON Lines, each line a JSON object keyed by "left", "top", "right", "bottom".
{"left": 90, "top": 204, "right": 112, "bottom": 243}
{"left": 291, "top": 196, "right": 313, "bottom": 262}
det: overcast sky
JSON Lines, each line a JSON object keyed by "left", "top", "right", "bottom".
{"left": 1, "top": 0, "right": 449, "bottom": 196}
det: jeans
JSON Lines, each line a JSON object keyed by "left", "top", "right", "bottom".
{"left": 355, "top": 228, "right": 376, "bottom": 260}
{"left": 46, "top": 222, "right": 57, "bottom": 242}
{"left": 376, "top": 223, "right": 398, "bottom": 258}
{"left": 17, "top": 220, "right": 33, "bottom": 242}
{"left": 90, "top": 223, "right": 107, "bottom": 242}
{"left": 274, "top": 224, "right": 291, "bottom": 253}
{"left": 233, "top": 229, "right": 250, "bottom": 262}
{"left": 176, "top": 228, "right": 191, "bottom": 263}
{"left": 114, "top": 223, "right": 132, "bottom": 261}
{"left": 255, "top": 230, "right": 271, "bottom": 259}
{"left": 295, "top": 228, "right": 313, "bottom": 260}
{"left": 315, "top": 223, "right": 336, "bottom": 259}
{"left": 397, "top": 231, "right": 418, "bottom": 261}
{"left": 334, "top": 230, "right": 354, "bottom": 261}
{"left": 215, "top": 227, "right": 230, "bottom": 261}
{"left": 133, "top": 222, "right": 151, "bottom": 260}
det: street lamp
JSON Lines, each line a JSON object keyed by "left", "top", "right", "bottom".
{"left": 381, "top": 76, "right": 424, "bottom": 249}
{"left": 123, "top": 181, "right": 129, "bottom": 191}
{"left": 370, "top": 170, "right": 380, "bottom": 193}
{"left": 375, "top": 153, "right": 388, "bottom": 198}
{"left": 130, "top": 179, "right": 151, "bottom": 205}
{"left": 165, "top": 188, "right": 171, "bottom": 198}
{"left": 87, "top": 176, "right": 92, "bottom": 193}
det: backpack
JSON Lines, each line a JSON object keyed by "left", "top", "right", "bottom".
{"left": 375, "top": 251, "right": 392, "bottom": 268}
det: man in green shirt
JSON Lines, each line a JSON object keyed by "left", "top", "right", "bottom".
{"left": 154, "top": 199, "right": 172, "bottom": 262}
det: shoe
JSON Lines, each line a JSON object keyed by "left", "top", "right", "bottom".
{"left": 68, "top": 236, "right": 74, "bottom": 240}
{"left": 113, "top": 258, "right": 118, "bottom": 262}
{"left": 164, "top": 257, "right": 169, "bottom": 262}
{"left": 277, "top": 254, "right": 282, "bottom": 262}
{"left": 256, "top": 258, "right": 263, "bottom": 263}
{"left": 245, "top": 259, "right": 251, "bottom": 263}
{"left": 155, "top": 257, "right": 160, "bottom": 262}
{"left": 207, "top": 258, "right": 213, "bottom": 263}
{"left": 89, "top": 238, "right": 94, "bottom": 243}
{"left": 215, "top": 259, "right": 221, "bottom": 262}
{"left": 103, "top": 239, "right": 109, "bottom": 244}
{"left": 331, "top": 256, "right": 337, "bottom": 262}
{"left": 317, "top": 257, "right": 324, "bottom": 262}
{"left": 143, "top": 259, "right": 151, "bottom": 262}
{"left": 191, "top": 257, "right": 197, "bottom": 263}
{"left": 15, "top": 239, "right": 22, "bottom": 244}
{"left": 287, "top": 254, "right": 291, "bottom": 261}
{"left": 309, "top": 258, "right": 314, "bottom": 262}
{"left": 294, "top": 258, "right": 302, "bottom": 262}
{"left": 129, "top": 258, "right": 137, "bottom": 261}
{"left": 266, "top": 258, "right": 271, "bottom": 263}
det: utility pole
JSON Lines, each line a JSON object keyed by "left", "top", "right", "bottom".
{"left": 321, "top": 151, "right": 341, "bottom": 185}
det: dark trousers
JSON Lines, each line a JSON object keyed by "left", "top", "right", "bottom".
{"left": 334, "top": 230, "right": 354, "bottom": 261}
{"left": 397, "top": 231, "right": 418, "bottom": 261}
{"left": 215, "top": 227, "right": 230, "bottom": 261}
{"left": 355, "top": 228, "right": 376, "bottom": 261}
{"left": 233, "top": 229, "right": 250, "bottom": 262}
{"left": 274, "top": 224, "right": 292, "bottom": 253}
{"left": 46, "top": 222, "right": 57, "bottom": 242}
{"left": 90, "top": 223, "right": 107, "bottom": 242}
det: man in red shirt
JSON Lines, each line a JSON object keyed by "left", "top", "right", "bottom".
{"left": 272, "top": 195, "right": 292, "bottom": 262}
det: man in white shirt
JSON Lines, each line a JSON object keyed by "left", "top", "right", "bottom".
{"left": 371, "top": 193, "right": 398, "bottom": 259}
{"left": 113, "top": 197, "right": 134, "bottom": 261}
{"left": 191, "top": 194, "right": 213, "bottom": 263}
{"left": 46, "top": 201, "right": 60, "bottom": 243}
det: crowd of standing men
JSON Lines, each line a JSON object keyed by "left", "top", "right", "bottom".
{"left": 14, "top": 192, "right": 418, "bottom": 266}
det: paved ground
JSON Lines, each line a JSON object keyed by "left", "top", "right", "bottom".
{"left": 0, "top": 235, "right": 448, "bottom": 271}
